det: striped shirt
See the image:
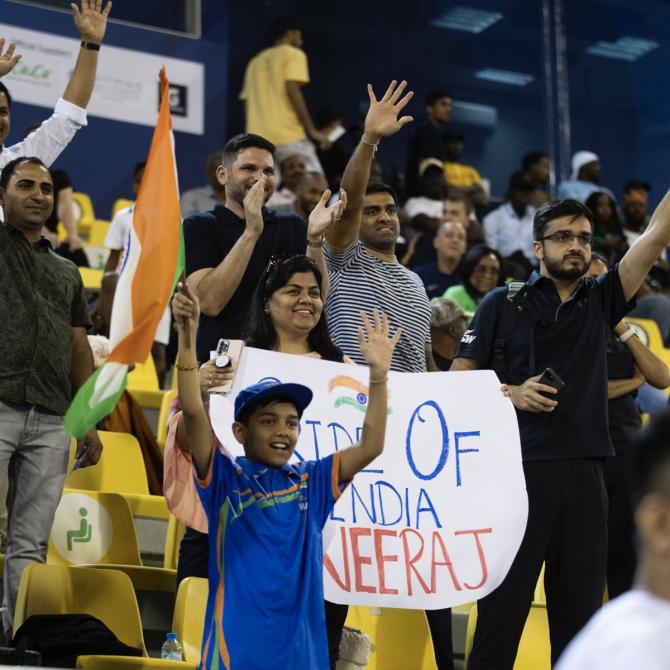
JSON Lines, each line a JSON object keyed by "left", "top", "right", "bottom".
{"left": 324, "top": 241, "right": 432, "bottom": 372}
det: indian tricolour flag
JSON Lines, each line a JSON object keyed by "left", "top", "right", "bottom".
{"left": 65, "top": 67, "right": 184, "bottom": 437}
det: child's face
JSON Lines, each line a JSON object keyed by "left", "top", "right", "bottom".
{"left": 235, "top": 401, "right": 300, "bottom": 467}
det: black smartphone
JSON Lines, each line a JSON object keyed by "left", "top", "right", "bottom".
{"left": 538, "top": 367, "right": 565, "bottom": 395}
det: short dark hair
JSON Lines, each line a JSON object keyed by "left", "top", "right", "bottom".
{"left": 315, "top": 107, "right": 341, "bottom": 129}
{"left": 632, "top": 410, "right": 670, "bottom": 504}
{"left": 222, "top": 133, "right": 275, "bottom": 165}
{"left": 533, "top": 199, "right": 594, "bottom": 241}
{"left": 0, "top": 82, "right": 12, "bottom": 108}
{"left": 365, "top": 182, "right": 398, "bottom": 206}
{"left": 133, "top": 160, "right": 147, "bottom": 181}
{"left": 244, "top": 254, "right": 345, "bottom": 363}
{"left": 269, "top": 15, "right": 301, "bottom": 43}
{"left": 425, "top": 89, "right": 451, "bottom": 107}
{"left": 624, "top": 179, "right": 651, "bottom": 194}
{"left": 521, "top": 150, "right": 547, "bottom": 172}
{"left": 237, "top": 396, "right": 302, "bottom": 427}
{"left": 0, "top": 156, "right": 48, "bottom": 190}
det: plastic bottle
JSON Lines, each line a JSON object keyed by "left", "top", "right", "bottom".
{"left": 161, "top": 632, "right": 183, "bottom": 661}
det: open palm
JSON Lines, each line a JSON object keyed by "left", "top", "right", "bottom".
{"left": 307, "top": 189, "right": 348, "bottom": 238}
{"left": 0, "top": 40, "right": 21, "bottom": 78}
{"left": 364, "top": 80, "right": 414, "bottom": 140}
{"left": 358, "top": 309, "right": 401, "bottom": 376}
{"left": 71, "top": 0, "right": 112, "bottom": 43}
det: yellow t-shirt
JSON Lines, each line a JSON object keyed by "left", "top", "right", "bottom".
{"left": 240, "top": 44, "right": 309, "bottom": 146}
{"left": 444, "top": 162, "right": 481, "bottom": 187}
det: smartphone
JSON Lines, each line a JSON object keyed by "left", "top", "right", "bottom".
{"left": 208, "top": 339, "right": 244, "bottom": 394}
{"left": 538, "top": 367, "right": 565, "bottom": 395}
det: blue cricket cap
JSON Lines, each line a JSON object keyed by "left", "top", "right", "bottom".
{"left": 234, "top": 380, "right": 313, "bottom": 421}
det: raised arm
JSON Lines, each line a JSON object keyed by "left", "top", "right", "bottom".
{"left": 62, "top": 1, "right": 112, "bottom": 109}
{"left": 619, "top": 185, "right": 670, "bottom": 302}
{"left": 305, "top": 188, "right": 347, "bottom": 301}
{"left": 326, "top": 80, "right": 414, "bottom": 250}
{"left": 338, "top": 309, "right": 401, "bottom": 482}
{"left": 172, "top": 283, "right": 215, "bottom": 477}
{"left": 187, "top": 176, "right": 265, "bottom": 317}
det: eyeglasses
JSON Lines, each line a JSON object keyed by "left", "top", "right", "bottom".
{"left": 472, "top": 266, "right": 500, "bottom": 277}
{"left": 538, "top": 231, "right": 594, "bottom": 246}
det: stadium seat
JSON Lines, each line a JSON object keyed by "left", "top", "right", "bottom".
{"left": 65, "top": 431, "right": 168, "bottom": 520}
{"left": 78, "top": 266, "right": 103, "bottom": 291}
{"left": 464, "top": 603, "right": 550, "bottom": 670}
{"left": 48, "top": 489, "right": 176, "bottom": 593}
{"left": 112, "top": 198, "right": 135, "bottom": 218}
{"left": 344, "top": 606, "right": 438, "bottom": 669}
{"left": 14, "top": 564, "right": 189, "bottom": 669}
{"left": 88, "top": 218, "right": 111, "bottom": 247}
{"left": 163, "top": 515, "right": 185, "bottom": 571}
{"left": 72, "top": 192, "right": 95, "bottom": 237}
{"left": 157, "top": 389, "right": 177, "bottom": 452}
{"left": 172, "top": 577, "right": 207, "bottom": 664}
{"left": 128, "top": 354, "right": 165, "bottom": 409}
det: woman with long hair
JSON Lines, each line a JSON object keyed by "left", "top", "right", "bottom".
{"left": 585, "top": 191, "right": 628, "bottom": 265}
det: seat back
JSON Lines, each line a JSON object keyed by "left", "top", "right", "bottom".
{"left": 112, "top": 198, "right": 134, "bottom": 218}
{"left": 173, "top": 577, "right": 207, "bottom": 664}
{"left": 48, "top": 489, "right": 142, "bottom": 567}
{"left": 157, "top": 389, "right": 177, "bottom": 451}
{"left": 65, "top": 431, "right": 150, "bottom": 496}
{"left": 127, "top": 354, "right": 160, "bottom": 393}
{"left": 163, "top": 515, "right": 185, "bottom": 571}
{"left": 88, "top": 219, "right": 111, "bottom": 247}
{"left": 72, "top": 192, "right": 95, "bottom": 235}
{"left": 14, "top": 564, "right": 147, "bottom": 654}
{"left": 464, "top": 603, "right": 550, "bottom": 670}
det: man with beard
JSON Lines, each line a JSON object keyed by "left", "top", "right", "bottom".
{"left": 184, "top": 133, "right": 307, "bottom": 362}
{"left": 452, "top": 194, "right": 670, "bottom": 668}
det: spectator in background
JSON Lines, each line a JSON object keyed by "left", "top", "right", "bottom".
{"left": 315, "top": 107, "right": 355, "bottom": 191}
{"left": 521, "top": 150, "right": 550, "bottom": 209}
{"left": 443, "top": 129, "right": 488, "bottom": 209}
{"left": 404, "top": 164, "right": 448, "bottom": 220}
{"left": 429, "top": 298, "right": 468, "bottom": 371}
{"left": 483, "top": 171, "right": 537, "bottom": 278}
{"left": 101, "top": 160, "right": 171, "bottom": 387}
{"left": 240, "top": 16, "right": 325, "bottom": 173}
{"left": 293, "top": 171, "right": 329, "bottom": 219}
{"left": 443, "top": 244, "right": 504, "bottom": 320}
{"left": 585, "top": 191, "right": 628, "bottom": 265}
{"left": 622, "top": 180, "right": 652, "bottom": 245}
{"left": 415, "top": 221, "right": 466, "bottom": 298}
{"left": 0, "top": 1, "right": 111, "bottom": 174}
{"left": 405, "top": 89, "right": 452, "bottom": 197}
{"left": 555, "top": 411, "right": 670, "bottom": 670}
{"left": 266, "top": 154, "right": 305, "bottom": 211}
{"left": 180, "top": 152, "right": 226, "bottom": 218}
{"left": 587, "top": 253, "right": 670, "bottom": 599}
{"left": 557, "top": 150, "right": 615, "bottom": 203}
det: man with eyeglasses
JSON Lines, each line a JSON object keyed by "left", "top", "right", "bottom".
{"left": 451, "top": 195, "right": 670, "bottom": 668}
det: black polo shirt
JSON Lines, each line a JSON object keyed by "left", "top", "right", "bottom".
{"left": 0, "top": 223, "right": 91, "bottom": 415}
{"left": 456, "top": 267, "right": 633, "bottom": 461}
{"left": 184, "top": 204, "right": 307, "bottom": 361}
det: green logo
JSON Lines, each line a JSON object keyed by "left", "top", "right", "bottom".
{"left": 66, "top": 507, "right": 92, "bottom": 551}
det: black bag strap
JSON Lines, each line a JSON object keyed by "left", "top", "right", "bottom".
{"left": 492, "top": 281, "right": 532, "bottom": 383}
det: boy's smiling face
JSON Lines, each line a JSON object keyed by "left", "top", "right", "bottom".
{"left": 233, "top": 400, "right": 300, "bottom": 468}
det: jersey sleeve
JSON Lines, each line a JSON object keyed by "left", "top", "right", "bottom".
{"left": 284, "top": 47, "right": 309, "bottom": 84}
{"left": 194, "top": 436, "right": 236, "bottom": 518}
{"left": 104, "top": 209, "right": 131, "bottom": 251}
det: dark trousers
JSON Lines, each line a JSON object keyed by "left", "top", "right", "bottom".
{"left": 325, "top": 601, "right": 454, "bottom": 670}
{"left": 177, "top": 526, "right": 209, "bottom": 584}
{"left": 469, "top": 460, "right": 608, "bottom": 670}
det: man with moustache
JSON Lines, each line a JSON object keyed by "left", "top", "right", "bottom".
{"left": 452, "top": 193, "right": 670, "bottom": 668}
{"left": 184, "top": 133, "right": 308, "bottom": 362}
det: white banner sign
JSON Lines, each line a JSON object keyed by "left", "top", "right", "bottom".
{"left": 0, "top": 23, "right": 204, "bottom": 134}
{"left": 210, "top": 348, "right": 528, "bottom": 610}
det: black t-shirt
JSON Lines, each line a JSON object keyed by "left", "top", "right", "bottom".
{"left": 184, "top": 204, "right": 307, "bottom": 361}
{"left": 456, "top": 267, "right": 634, "bottom": 461}
{"left": 405, "top": 122, "right": 446, "bottom": 197}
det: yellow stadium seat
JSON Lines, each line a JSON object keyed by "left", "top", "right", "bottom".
{"left": 173, "top": 577, "right": 207, "bottom": 665}
{"left": 163, "top": 515, "right": 185, "bottom": 571}
{"left": 534, "top": 563, "right": 546, "bottom": 605}
{"left": 14, "top": 564, "right": 189, "bottom": 669}
{"left": 88, "top": 218, "right": 111, "bottom": 247}
{"left": 72, "top": 192, "right": 95, "bottom": 237}
{"left": 157, "top": 389, "right": 177, "bottom": 452}
{"left": 113, "top": 198, "right": 135, "bottom": 218}
{"left": 128, "top": 354, "right": 165, "bottom": 409}
{"left": 78, "top": 266, "right": 103, "bottom": 291}
{"left": 344, "top": 606, "right": 438, "bottom": 669}
{"left": 48, "top": 489, "right": 176, "bottom": 593}
{"left": 464, "top": 603, "right": 550, "bottom": 670}
{"left": 65, "top": 432, "right": 168, "bottom": 520}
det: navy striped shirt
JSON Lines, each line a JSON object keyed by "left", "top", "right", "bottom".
{"left": 324, "top": 242, "right": 431, "bottom": 372}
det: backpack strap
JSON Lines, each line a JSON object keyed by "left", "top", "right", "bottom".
{"left": 491, "top": 282, "right": 530, "bottom": 383}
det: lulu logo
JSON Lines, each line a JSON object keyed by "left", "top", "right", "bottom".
{"left": 328, "top": 375, "right": 392, "bottom": 415}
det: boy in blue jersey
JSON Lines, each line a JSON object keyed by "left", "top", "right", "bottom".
{"left": 171, "top": 282, "right": 400, "bottom": 670}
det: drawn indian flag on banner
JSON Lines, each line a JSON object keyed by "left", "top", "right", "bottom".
{"left": 65, "top": 67, "right": 184, "bottom": 437}
{"left": 328, "top": 375, "right": 393, "bottom": 415}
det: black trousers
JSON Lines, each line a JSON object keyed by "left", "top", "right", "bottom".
{"left": 325, "top": 601, "right": 454, "bottom": 670}
{"left": 468, "top": 459, "right": 608, "bottom": 670}
{"left": 177, "top": 526, "right": 209, "bottom": 584}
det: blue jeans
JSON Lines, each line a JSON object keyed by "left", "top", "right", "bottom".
{"left": 0, "top": 400, "right": 70, "bottom": 633}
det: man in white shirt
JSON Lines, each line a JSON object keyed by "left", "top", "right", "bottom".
{"left": 0, "top": 1, "right": 111, "bottom": 173}
{"left": 556, "top": 411, "right": 670, "bottom": 670}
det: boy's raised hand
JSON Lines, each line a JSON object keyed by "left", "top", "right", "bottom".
{"left": 358, "top": 309, "right": 401, "bottom": 380}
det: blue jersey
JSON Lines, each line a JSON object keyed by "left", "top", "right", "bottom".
{"left": 195, "top": 446, "right": 346, "bottom": 670}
